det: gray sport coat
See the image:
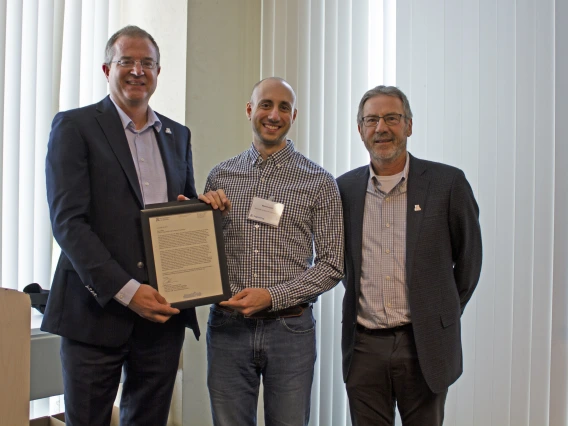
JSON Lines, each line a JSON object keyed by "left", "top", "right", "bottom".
{"left": 337, "top": 153, "right": 482, "bottom": 393}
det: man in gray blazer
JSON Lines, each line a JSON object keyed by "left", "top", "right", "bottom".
{"left": 337, "top": 86, "right": 482, "bottom": 426}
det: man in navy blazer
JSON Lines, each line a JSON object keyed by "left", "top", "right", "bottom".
{"left": 337, "top": 86, "right": 482, "bottom": 426}
{"left": 42, "top": 26, "right": 200, "bottom": 426}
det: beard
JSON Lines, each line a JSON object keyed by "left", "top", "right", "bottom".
{"left": 368, "top": 136, "right": 407, "bottom": 164}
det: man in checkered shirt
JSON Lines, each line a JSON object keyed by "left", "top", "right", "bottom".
{"left": 199, "top": 77, "right": 344, "bottom": 426}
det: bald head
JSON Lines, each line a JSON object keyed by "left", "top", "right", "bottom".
{"left": 250, "top": 77, "right": 297, "bottom": 109}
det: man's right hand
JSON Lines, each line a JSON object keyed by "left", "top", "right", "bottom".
{"left": 198, "top": 189, "right": 232, "bottom": 216}
{"left": 128, "top": 284, "right": 180, "bottom": 323}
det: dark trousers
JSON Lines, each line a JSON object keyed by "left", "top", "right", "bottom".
{"left": 60, "top": 315, "right": 185, "bottom": 426}
{"left": 346, "top": 324, "right": 447, "bottom": 426}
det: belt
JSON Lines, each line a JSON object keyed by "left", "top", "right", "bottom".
{"left": 215, "top": 303, "right": 310, "bottom": 319}
{"left": 356, "top": 323, "right": 412, "bottom": 335}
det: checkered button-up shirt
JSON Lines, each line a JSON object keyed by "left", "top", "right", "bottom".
{"left": 358, "top": 155, "right": 411, "bottom": 328}
{"left": 204, "top": 140, "right": 344, "bottom": 311}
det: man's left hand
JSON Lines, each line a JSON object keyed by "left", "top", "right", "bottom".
{"left": 219, "top": 288, "right": 272, "bottom": 316}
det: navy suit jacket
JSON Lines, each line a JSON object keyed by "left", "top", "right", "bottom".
{"left": 337, "top": 154, "right": 482, "bottom": 393}
{"left": 42, "top": 96, "right": 200, "bottom": 347}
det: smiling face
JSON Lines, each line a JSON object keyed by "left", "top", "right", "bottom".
{"left": 247, "top": 78, "right": 297, "bottom": 155}
{"left": 102, "top": 35, "right": 160, "bottom": 112}
{"left": 359, "top": 94, "right": 412, "bottom": 175}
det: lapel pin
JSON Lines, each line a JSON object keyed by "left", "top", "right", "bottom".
{"left": 165, "top": 128, "right": 172, "bottom": 134}
{"left": 414, "top": 205, "right": 421, "bottom": 211}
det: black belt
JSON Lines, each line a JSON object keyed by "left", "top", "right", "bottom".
{"left": 356, "top": 323, "right": 412, "bottom": 335}
{"left": 215, "top": 303, "right": 309, "bottom": 319}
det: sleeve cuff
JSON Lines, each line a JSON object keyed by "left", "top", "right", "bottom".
{"left": 113, "top": 279, "right": 141, "bottom": 306}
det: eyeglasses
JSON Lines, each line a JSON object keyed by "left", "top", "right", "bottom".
{"left": 362, "top": 114, "right": 406, "bottom": 127}
{"left": 110, "top": 59, "right": 159, "bottom": 70}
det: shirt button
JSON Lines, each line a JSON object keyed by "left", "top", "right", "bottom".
{"left": 137, "top": 262, "right": 144, "bottom": 269}
{"left": 387, "top": 302, "right": 392, "bottom": 308}
{"left": 144, "top": 182, "right": 150, "bottom": 186}
{"left": 253, "top": 273, "right": 258, "bottom": 278}
{"left": 254, "top": 249, "right": 259, "bottom": 253}
{"left": 254, "top": 225, "right": 260, "bottom": 229}
{"left": 385, "top": 276, "right": 391, "bottom": 280}
{"left": 261, "top": 178, "right": 266, "bottom": 183}
{"left": 140, "top": 158, "right": 145, "bottom": 162}
{"left": 386, "top": 223, "right": 391, "bottom": 228}
{"left": 385, "top": 249, "right": 391, "bottom": 254}
{"left": 118, "top": 294, "right": 124, "bottom": 299}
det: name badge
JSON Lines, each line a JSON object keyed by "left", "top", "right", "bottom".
{"left": 248, "top": 197, "right": 285, "bottom": 227}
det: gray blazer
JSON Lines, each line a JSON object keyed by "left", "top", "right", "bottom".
{"left": 337, "top": 153, "right": 482, "bottom": 393}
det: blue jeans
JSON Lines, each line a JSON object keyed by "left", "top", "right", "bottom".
{"left": 207, "top": 304, "right": 317, "bottom": 426}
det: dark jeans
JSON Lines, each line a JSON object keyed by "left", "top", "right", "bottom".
{"left": 346, "top": 324, "right": 447, "bottom": 426}
{"left": 206, "top": 304, "right": 317, "bottom": 426}
{"left": 60, "top": 315, "right": 185, "bottom": 426}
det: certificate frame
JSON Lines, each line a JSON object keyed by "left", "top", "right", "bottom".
{"left": 140, "top": 200, "right": 231, "bottom": 309}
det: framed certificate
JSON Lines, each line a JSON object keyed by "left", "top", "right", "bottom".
{"left": 141, "top": 200, "right": 231, "bottom": 309}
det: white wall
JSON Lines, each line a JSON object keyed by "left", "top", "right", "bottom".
{"left": 118, "top": 0, "right": 189, "bottom": 124}
{"left": 182, "top": 1, "right": 261, "bottom": 425}
{"left": 185, "top": 0, "right": 261, "bottom": 192}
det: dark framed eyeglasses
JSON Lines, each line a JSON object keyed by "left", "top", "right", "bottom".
{"left": 361, "top": 114, "right": 406, "bottom": 127}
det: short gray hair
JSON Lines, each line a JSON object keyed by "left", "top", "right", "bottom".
{"left": 357, "top": 85, "right": 413, "bottom": 125}
{"left": 104, "top": 25, "right": 160, "bottom": 65}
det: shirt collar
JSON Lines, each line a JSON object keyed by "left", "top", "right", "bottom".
{"left": 247, "top": 139, "right": 296, "bottom": 166}
{"left": 110, "top": 97, "right": 162, "bottom": 133}
{"left": 368, "top": 152, "right": 410, "bottom": 192}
